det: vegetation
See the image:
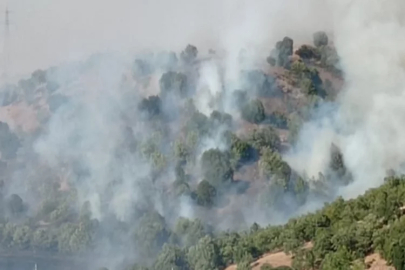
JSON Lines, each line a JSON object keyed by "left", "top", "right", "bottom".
{"left": 201, "top": 149, "right": 233, "bottom": 188}
{"left": 160, "top": 71, "right": 188, "bottom": 98}
{"left": 124, "top": 176, "right": 405, "bottom": 269}
{"left": 313, "top": 31, "right": 329, "bottom": 48}
{"left": 181, "top": 44, "right": 198, "bottom": 64}
{"left": 0, "top": 30, "right": 389, "bottom": 270}
{"left": 241, "top": 99, "right": 265, "bottom": 124}
{"left": 267, "top": 37, "right": 294, "bottom": 68}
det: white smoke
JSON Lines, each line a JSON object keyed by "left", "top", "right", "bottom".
{"left": 288, "top": 0, "right": 405, "bottom": 198}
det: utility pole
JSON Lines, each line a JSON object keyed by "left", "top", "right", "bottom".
{"left": 2, "top": 4, "right": 11, "bottom": 83}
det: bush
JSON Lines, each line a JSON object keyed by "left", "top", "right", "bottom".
{"left": 241, "top": 99, "right": 265, "bottom": 124}
{"left": 187, "top": 236, "right": 222, "bottom": 270}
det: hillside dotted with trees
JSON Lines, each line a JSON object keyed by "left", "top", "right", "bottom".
{"left": 0, "top": 29, "right": 398, "bottom": 270}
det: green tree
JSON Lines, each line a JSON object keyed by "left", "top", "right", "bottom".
{"left": 259, "top": 147, "right": 291, "bottom": 188}
{"left": 160, "top": 71, "right": 188, "bottom": 98}
{"left": 187, "top": 236, "right": 221, "bottom": 270}
{"left": 268, "top": 37, "right": 293, "bottom": 68}
{"left": 7, "top": 194, "right": 25, "bottom": 215}
{"left": 139, "top": 96, "right": 162, "bottom": 120}
{"left": 195, "top": 180, "right": 217, "bottom": 208}
{"left": 153, "top": 244, "right": 189, "bottom": 270}
{"left": 321, "top": 247, "right": 352, "bottom": 270}
{"left": 12, "top": 225, "right": 32, "bottom": 250}
{"left": 241, "top": 99, "right": 265, "bottom": 124}
{"left": 295, "top": 45, "right": 321, "bottom": 60}
{"left": 173, "top": 218, "right": 207, "bottom": 247}
{"left": 181, "top": 44, "right": 198, "bottom": 64}
{"left": 237, "top": 258, "right": 252, "bottom": 270}
{"left": 134, "top": 211, "right": 171, "bottom": 257}
{"left": 313, "top": 31, "right": 329, "bottom": 48}
{"left": 229, "top": 135, "right": 255, "bottom": 168}
{"left": 185, "top": 111, "right": 210, "bottom": 136}
{"left": 248, "top": 127, "right": 280, "bottom": 152}
{"left": 201, "top": 149, "right": 233, "bottom": 187}
{"left": 210, "top": 110, "right": 233, "bottom": 128}
{"left": 32, "top": 228, "right": 57, "bottom": 251}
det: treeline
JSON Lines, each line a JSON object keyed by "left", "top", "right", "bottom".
{"left": 123, "top": 176, "right": 405, "bottom": 270}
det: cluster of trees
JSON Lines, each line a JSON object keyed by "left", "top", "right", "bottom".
{"left": 0, "top": 31, "right": 360, "bottom": 270}
{"left": 124, "top": 176, "right": 405, "bottom": 270}
{"left": 0, "top": 192, "right": 96, "bottom": 254}
{"left": 294, "top": 31, "right": 341, "bottom": 76}
{"left": 289, "top": 60, "right": 325, "bottom": 98}
{"left": 267, "top": 37, "right": 294, "bottom": 68}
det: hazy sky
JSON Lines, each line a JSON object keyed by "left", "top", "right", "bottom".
{"left": 0, "top": 0, "right": 331, "bottom": 77}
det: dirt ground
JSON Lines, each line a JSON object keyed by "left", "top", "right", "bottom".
{"left": 365, "top": 253, "right": 394, "bottom": 270}
{"left": 225, "top": 250, "right": 293, "bottom": 270}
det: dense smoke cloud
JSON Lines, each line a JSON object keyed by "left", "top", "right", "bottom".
{"left": 288, "top": 0, "right": 405, "bottom": 198}
{"left": 3, "top": 0, "right": 402, "bottom": 269}
{"left": 2, "top": 0, "right": 331, "bottom": 77}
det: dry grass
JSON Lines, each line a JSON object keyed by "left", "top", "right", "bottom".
{"left": 365, "top": 253, "right": 394, "bottom": 270}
